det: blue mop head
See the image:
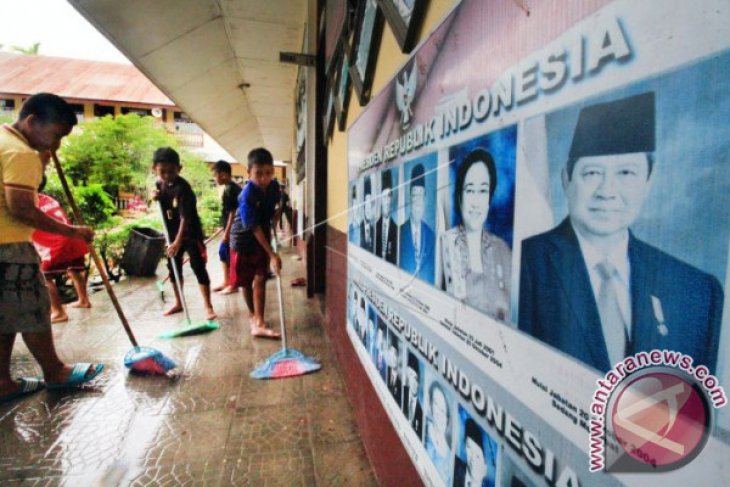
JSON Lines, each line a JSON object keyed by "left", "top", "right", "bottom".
{"left": 124, "top": 346, "right": 178, "bottom": 376}
{"left": 250, "top": 348, "right": 322, "bottom": 380}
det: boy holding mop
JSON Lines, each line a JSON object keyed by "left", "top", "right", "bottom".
{"left": 211, "top": 160, "right": 241, "bottom": 294}
{"left": 152, "top": 147, "right": 216, "bottom": 321}
{"left": 230, "top": 148, "right": 281, "bottom": 338}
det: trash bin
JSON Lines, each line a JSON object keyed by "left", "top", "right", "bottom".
{"left": 120, "top": 227, "right": 166, "bottom": 277}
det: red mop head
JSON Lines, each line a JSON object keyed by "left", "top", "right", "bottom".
{"left": 250, "top": 348, "right": 321, "bottom": 380}
{"left": 124, "top": 346, "right": 179, "bottom": 377}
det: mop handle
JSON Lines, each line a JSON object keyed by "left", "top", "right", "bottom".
{"left": 51, "top": 153, "right": 139, "bottom": 347}
{"left": 271, "top": 234, "right": 287, "bottom": 350}
{"left": 157, "top": 202, "right": 193, "bottom": 323}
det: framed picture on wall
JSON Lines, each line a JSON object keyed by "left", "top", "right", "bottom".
{"left": 322, "top": 79, "right": 336, "bottom": 143}
{"left": 295, "top": 67, "right": 307, "bottom": 155}
{"left": 324, "top": 0, "right": 348, "bottom": 73}
{"left": 335, "top": 42, "right": 352, "bottom": 131}
{"left": 377, "top": 0, "right": 427, "bottom": 53}
{"left": 350, "top": 0, "right": 384, "bottom": 106}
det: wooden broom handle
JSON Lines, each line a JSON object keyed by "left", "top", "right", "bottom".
{"left": 51, "top": 152, "right": 138, "bottom": 347}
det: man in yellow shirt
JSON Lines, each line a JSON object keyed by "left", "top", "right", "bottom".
{"left": 1, "top": 93, "right": 104, "bottom": 403}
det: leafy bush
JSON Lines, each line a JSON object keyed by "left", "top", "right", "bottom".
{"left": 198, "top": 194, "right": 221, "bottom": 236}
{"left": 41, "top": 172, "right": 116, "bottom": 229}
{"left": 59, "top": 114, "right": 176, "bottom": 196}
{"left": 74, "top": 184, "right": 117, "bottom": 229}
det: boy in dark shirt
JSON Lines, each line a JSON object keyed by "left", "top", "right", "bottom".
{"left": 211, "top": 160, "right": 241, "bottom": 294}
{"left": 230, "top": 147, "right": 281, "bottom": 338}
{"left": 153, "top": 147, "right": 216, "bottom": 320}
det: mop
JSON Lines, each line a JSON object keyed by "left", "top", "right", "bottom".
{"left": 51, "top": 153, "right": 177, "bottom": 376}
{"left": 250, "top": 235, "right": 321, "bottom": 379}
{"left": 155, "top": 227, "right": 223, "bottom": 302}
{"left": 156, "top": 202, "right": 220, "bottom": 338}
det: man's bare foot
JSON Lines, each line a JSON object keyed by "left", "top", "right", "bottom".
{"left": 51, "top": 311, "right": 69, "bottom": 323}
{"left": 70, "top": 300, "right": 92, "bottom": 309}
{"left": 250, "top": 325, "right": 280, "bottom": 339}
{"left": 250, "top": 316, "right": 265, "bottom": 328}
{"left": 212, "top": 284, "right": 226, "bottom": 292}
{"left": 164, "top": 304, "right": 183, "bottom": 316}
{"left": 0, "top": 379, "right": 21, "bottom": 397}
{"left": 205, "top": 308, "right": 217, "bottom": 321}
{"left": 220, "top": 286, "right": 237, "bottom": 295}
{"left": 0, "top": 377, "right": 44, "bottom": 400}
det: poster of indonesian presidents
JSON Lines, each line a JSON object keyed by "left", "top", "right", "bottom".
{"left": 347, "top": 1, "right": 730, "bottom": 485}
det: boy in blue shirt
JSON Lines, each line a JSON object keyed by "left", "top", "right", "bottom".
{"left": 230, "top": 148, "right": 281, "bottom": 338}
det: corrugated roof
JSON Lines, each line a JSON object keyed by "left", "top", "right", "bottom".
{"left": 0, "top": 52, "right": 175, "bottom": 107}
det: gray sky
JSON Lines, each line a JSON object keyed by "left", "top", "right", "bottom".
{"left": 0, "top": 0, "right": 129, "bottom": 63}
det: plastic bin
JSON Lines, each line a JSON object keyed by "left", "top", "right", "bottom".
{"left": 120, "top": 227, "right": 166, "bottom": 276}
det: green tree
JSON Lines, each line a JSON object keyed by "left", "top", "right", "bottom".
{"left": 59, "top": 113, "right": 175, "bottom": 196}
{"left": 11, "top": 42, "right": 40, "bottom": 55}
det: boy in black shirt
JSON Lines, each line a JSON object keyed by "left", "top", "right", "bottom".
{"left": 211, "top": 160, "right": 241, "bottom": 294}
{"left": 153, "top": 147, "right": 216, "bottom": 320}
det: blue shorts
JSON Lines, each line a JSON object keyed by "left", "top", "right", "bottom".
{"left": 219, "top": 241, "right": 231, "bottom": 263}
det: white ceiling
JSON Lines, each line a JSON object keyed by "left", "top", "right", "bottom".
{"left": 70, "top": 0, "right": 306, "bottom": 162}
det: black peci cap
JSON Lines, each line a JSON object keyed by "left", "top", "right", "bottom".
{"left": 569, "top": 92, "right": 655, "bottom": 159}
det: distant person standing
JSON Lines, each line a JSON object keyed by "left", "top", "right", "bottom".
{"left": 211, "top": 160, "right": 241, "bottom": 294}
{"left": 279, "top": 183, "right": 294, "bottom": 234}
{"left": 33, "top": 173, "right": 92, "bottom": 323}
{"left": 0, "top": 93, "right": 104, "bottom": 402}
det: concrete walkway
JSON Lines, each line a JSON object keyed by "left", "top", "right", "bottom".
{"left": 0, "top": 238, "right": 376, "bottom": 486}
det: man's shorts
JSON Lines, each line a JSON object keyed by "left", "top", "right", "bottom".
{"left": 42, "top": 256, "right": 86, "bottom": 276}
{"left": 218, "top": 241, "right": 231, "bottom": 264}
{"left": 0, "top": 243, "right": 51, "bottom": 334}
{"left": 230, "top": 247, "right": 269, "bottom": 288}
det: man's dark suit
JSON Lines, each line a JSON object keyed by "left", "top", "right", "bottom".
{"left": 452, "top": 457, "right": 491, "bottom": 487}
{"left": 518, "top": 218, "right": 723, "bottom": 373}
{"left": 402, "top": 388, "right": 423, "bottom": 439}
{"left": 360, "top": 220, "right": 375, "bottom": 253}
{"left": 375, "top": 216, "right": 398, "bottom": 264}
{"left": 387, "top": 369, "right": 402, "bottom": 409}
{"left": 399, "top": 220, "right": 435, "bottom": 284}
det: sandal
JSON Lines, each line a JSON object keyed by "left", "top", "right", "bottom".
{"left": 0, "top": 377, "right": 44, "bottom": 404}
{"left": 46, "top": 363, "right": 105, "bottom": 390}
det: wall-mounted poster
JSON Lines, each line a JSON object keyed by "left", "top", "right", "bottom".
{"left": 377, "top": 0, "right": 427, "bottom": 53}
{"left": 322, "top": 80, "right": 335, "bottom": 144}
{"left": 350, "top": 0, "right": 384, "bottom": 105}
{"left": 347, "top": 0, "right": 730, "bottom": 486}
{"left": 324, "top": 0, "right": 347, "bottom": 73}
{"left": 335, "top": 41, "right": 352, "bottom": 131}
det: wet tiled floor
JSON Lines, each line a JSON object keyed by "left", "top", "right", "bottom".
{"left": 0, "top": 240, "right": 377, "bottom": 486}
